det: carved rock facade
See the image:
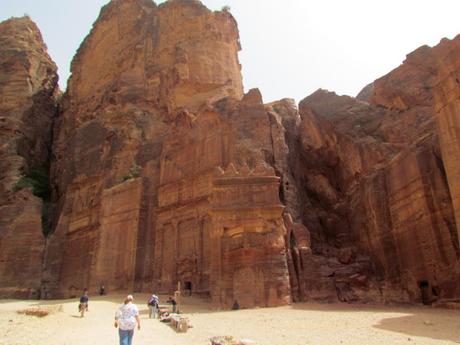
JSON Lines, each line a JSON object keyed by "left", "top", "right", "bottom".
{"left": 40, "top": 0, "right": 290, "bottom": 307}
{"left": 294, "top": 35, "right": 460, "bottom": 303}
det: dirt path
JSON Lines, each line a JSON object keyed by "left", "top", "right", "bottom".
{"left": 1, "top": 294, "right": 459, "bottom": 345}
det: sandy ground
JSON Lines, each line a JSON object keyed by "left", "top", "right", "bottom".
{"left": 1, "top": 294, "right": 459, "bottom": 345}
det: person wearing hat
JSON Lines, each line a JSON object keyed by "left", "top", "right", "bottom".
{"left": 114, "top": 295, "right": 141, "bottom": 345}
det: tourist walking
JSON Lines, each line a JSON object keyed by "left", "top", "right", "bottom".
{"left": 78, "top": 289, "right": 89, "bottom": 318}
{"left": 114, "top": 295, "right": 141, "bottom": 345}
{"left": 147, "top": 293, "right": 159, "bottom": 319}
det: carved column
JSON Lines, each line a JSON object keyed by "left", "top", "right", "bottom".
{"left": 172, "top": 219, "right": 179, "bottom": 291}
{"left": 209, "top": 222, "right": 224, "bottom": 305}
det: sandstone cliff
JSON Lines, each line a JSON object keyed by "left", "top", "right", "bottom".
{"left": 293, "top": 35, "right": 460, "bottom": 303}
{"left": 0, "top": 16, "right": 59, "bottom": 298}
{"left": 43, "top": 0, "right": 290, "bottom": 307}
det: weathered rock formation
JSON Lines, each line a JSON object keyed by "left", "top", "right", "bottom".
{"left": 150, "top": 93, "right": 292, "bottom": 307}
{"left": 1, "top": 0, "right": 459, "bottom": 308}
{"left": 41, "top": 0, "right": 289, "bottom": 307}
{"left": 0, "top": 17, "right": 59, "bottom": 298}
{"left": 432, "top": 38, "right": 460, "bottom": 252}
{"left": 294, "top": 36, "right": 460, "bottom": 303}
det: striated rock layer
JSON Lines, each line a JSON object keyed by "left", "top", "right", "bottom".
{"left": 293, "top": 35, "right": 460, "bottom": 303}
{"left": 0, "top": 17, "right": 59, "bottom": 298}
{"left": 1, "top": 0, "right": 459, "bottom": 307}
{"left": 432, "top": 38, "right": 460, "bottom": 252}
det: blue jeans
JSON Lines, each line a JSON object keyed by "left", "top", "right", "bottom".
{"left": 119, "top": 329, "right": 134, "bottom": 345}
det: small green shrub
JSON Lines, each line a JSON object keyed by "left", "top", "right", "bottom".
{"left": 221, "top": 5, "right": 231, "bottom": 12}
{"left": 121, "top": 164, "right": 141, "bottom": 182}
{"left": 13, "top": 168, "right": 50, "bottom": 200}
{"left": 13, "top": 176, "right": 35, "bottom": 192}
{"left": 13, "top": 167, "right": 52, "bottom": 236}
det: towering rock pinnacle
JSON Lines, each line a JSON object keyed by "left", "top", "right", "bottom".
{"left": 0, "top": 16, "right": 59, "bottom": 298}
{"left": 66, "top": 0, "right": 243, "bottom": 119}
{"left": 52, "top": 0, "right": 245, "bottom": 203}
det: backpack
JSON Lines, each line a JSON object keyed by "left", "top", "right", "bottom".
{"left": 147, "top": 296, "right": 154, "bottom": 305}
{"left": 148, "top": 295, "right": 159, "bottom": 306}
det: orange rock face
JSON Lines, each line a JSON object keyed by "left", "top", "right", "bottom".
{"left": 151, "top": 104, "right": 290, "bottom": 307}
{"left": 294, "top": 35, "right": 460, "bottom": 303}
{"left": 43, "top": 0, "right": 289, "bottom": 307}
{"left": 66, "top": 0, "right": 242, "bottom": 118}
{"left": 432, "top": 36, "right": 460, "bottom": 250}
{"left": 0, "top": 17, "right": 58, "bottom": 298}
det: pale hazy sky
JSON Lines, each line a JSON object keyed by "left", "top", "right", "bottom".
{"left": 1, "top": 0, "right": 460, "bottom": 103}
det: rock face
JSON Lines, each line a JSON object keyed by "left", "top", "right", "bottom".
{"left": 432, "top": 38, "right": 460, "bottom": 251}
{"left": 42, "top": 0, "right": 289, "bottom": 307}
{"left": 1, "top": 0, "right": 459, "bottom": 307}
{"left": 66, "top": 0, "right": 242, "bottom": 118}
{"left": 293, "top": 35, "right": 460, "bottom": 303}
{"left": 151, "top": 94, "right": 291, "bottom": 307}
{"left": 0, "top": 17, "right": 59, "bottom": 298}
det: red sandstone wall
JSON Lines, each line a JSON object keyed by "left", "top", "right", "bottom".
{"left": 293, "top": 36, "right": 460, "bottom": 303}
{"left": 0, "top": 17, "right": 58, "bottom": 298}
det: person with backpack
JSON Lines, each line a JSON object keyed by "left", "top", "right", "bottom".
{"left": 147, "top": 293, "right": 159, "bottom": 319}
{"left": 78, "top": 289, "right": 89, "bottom": 318}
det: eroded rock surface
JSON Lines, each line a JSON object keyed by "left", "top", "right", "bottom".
{"left": 432, "top": 36, "right": 460, "bottom": 251}
{"left": 43, "top": 0, "right": 290, "bottom": 307}
{"left": 0, "top": 17, "right": 58, "bottom": 298}
{"left": 293, "top": 35, "right": 460, "bottom": 303}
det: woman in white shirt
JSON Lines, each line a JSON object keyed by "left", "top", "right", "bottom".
{"left": 114, "top": 295, "right": 141, "bottom": 345}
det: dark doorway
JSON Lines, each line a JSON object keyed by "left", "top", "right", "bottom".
{"left": 184, "top": 281, "right": 192, "bottom": 296}
{"left": 419, "top": 280, "right": 431, "bottom": 305}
